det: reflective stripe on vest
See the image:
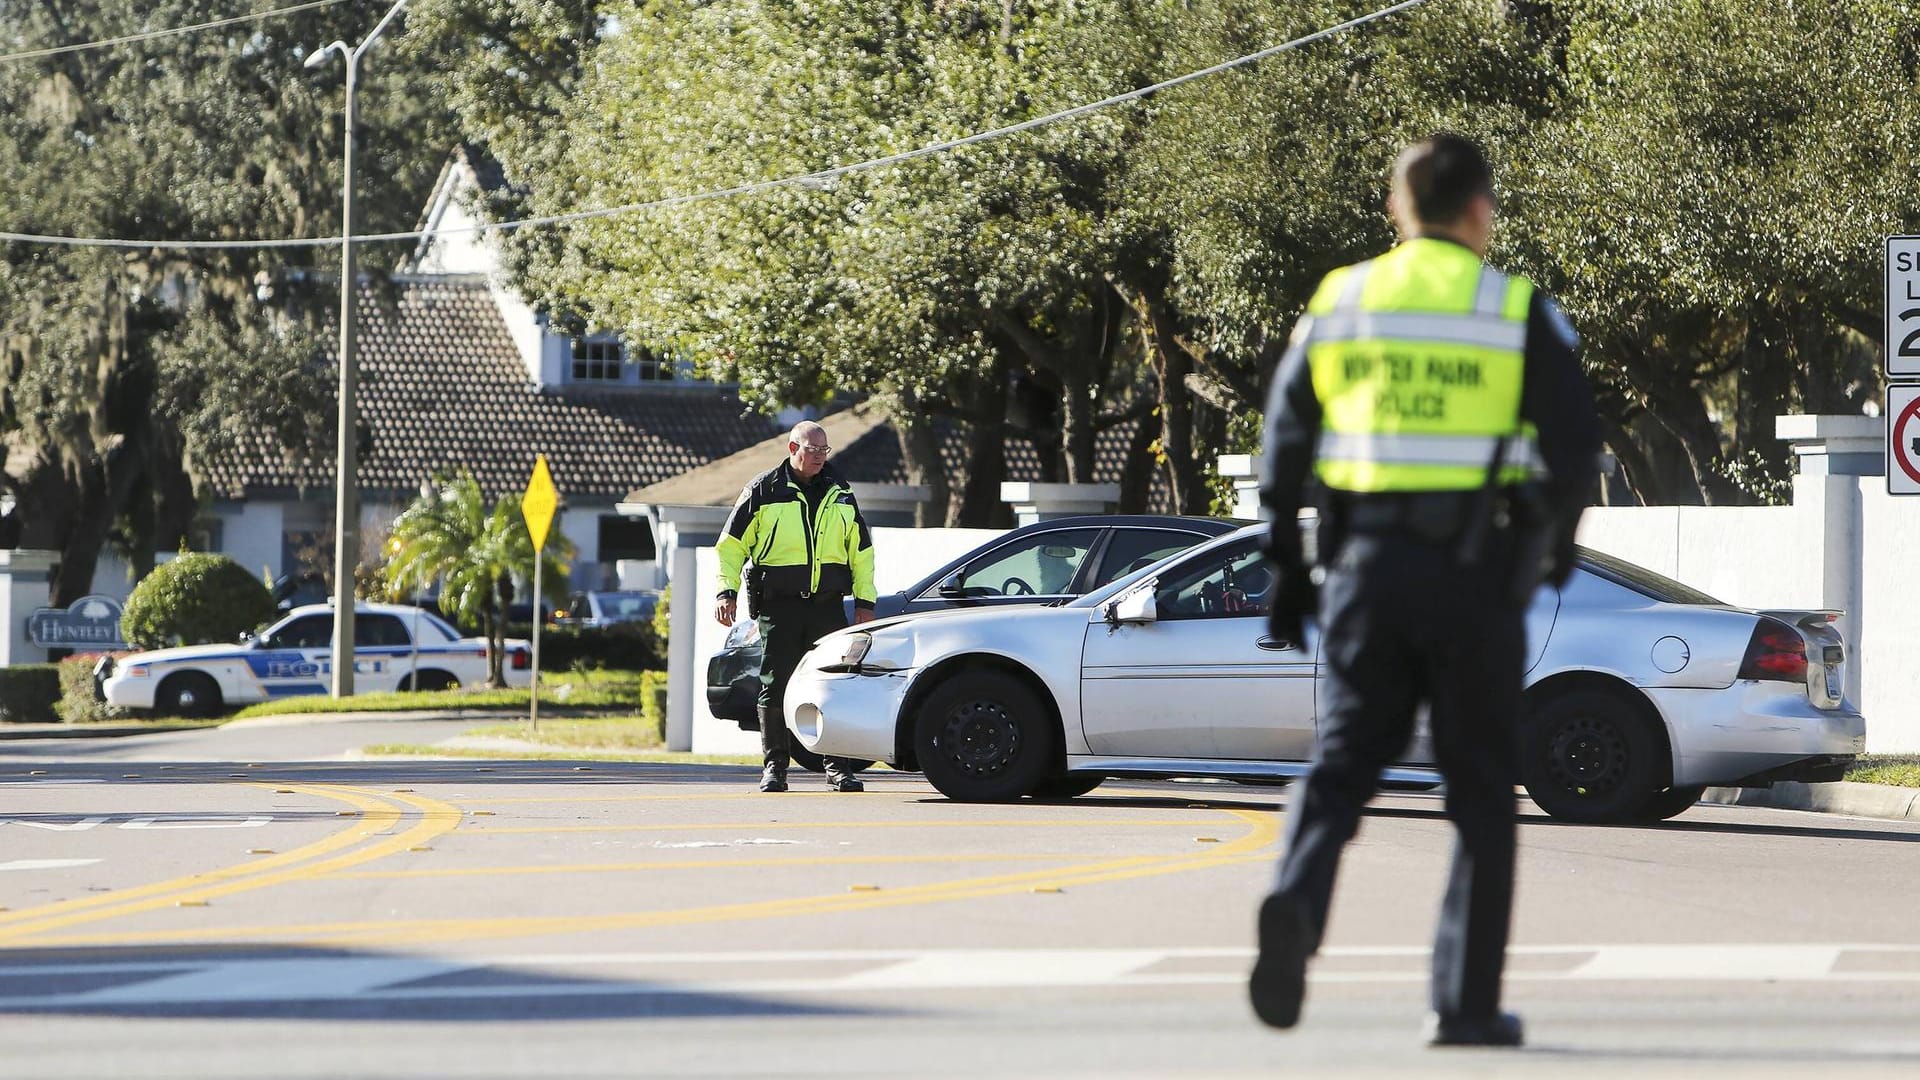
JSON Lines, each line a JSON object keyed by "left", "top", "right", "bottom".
{"left": 1306, "top": 239, "right": 1535, "bottom": 493}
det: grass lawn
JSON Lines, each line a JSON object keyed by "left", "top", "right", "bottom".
{"left": 465, "top": 715, "right": 667, "bottom": 751}
{"left": 226, "top": 669, "right": 650, "bottom": 719}
{"left": 1846, "top": 755, "right": 1920, "bottom": 788}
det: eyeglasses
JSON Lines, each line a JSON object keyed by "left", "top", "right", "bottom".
{"left": 796, "top": 445, "right": 832, "bottom": 458}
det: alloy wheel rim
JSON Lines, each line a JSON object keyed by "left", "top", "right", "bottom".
{"left": 939, "top": 699, "right": 1020, "bottom": 777}
{"left": 1547, "top": 714, "right": 1628, "bottom": 798}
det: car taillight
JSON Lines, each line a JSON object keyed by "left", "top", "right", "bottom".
{"left": 1739, "top": 618, "right": 1807, "bottom": 682}
{"left": 510, "top": 648, "right": 531, "bottom": 670}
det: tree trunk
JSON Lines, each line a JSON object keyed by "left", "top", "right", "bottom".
{"left": 1061, "top": 366, "right": 1095, "bottom": 483}
{"left": 1116, "top": 413, "right": 1159, "bottom": 513}
{"left": 950, "top": 354, "right": 1011, "bottom": 527}
{"left": 1143, "top": 304, "right": 1205, "bottom": 514}
{"left": 890, "top": 391, "right": 950, "bottom": 529}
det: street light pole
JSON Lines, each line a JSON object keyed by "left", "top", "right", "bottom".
{"left": 307, "top": 0, "right": 409, "bottom": 699}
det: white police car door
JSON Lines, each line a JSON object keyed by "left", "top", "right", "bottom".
{"left": 351, "top": 612, "right": 415, "bottom": 692}
{"left": 248, "top": 613, "right": 333, "bottom": 698}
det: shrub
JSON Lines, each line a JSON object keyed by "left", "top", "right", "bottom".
{"left": 0, "top": 665, "right": 61, "bottom": 724}
{"left": 499, "top": 621, "right": 662, "bottom": 672}
{"left": 56, "top": 653, "right": 130, "bottom": 724}
{"left": 639, "top": 669, "right": 668, "bottom": 742}
{"left": 122, "top": 553, "right": 277, "bottom": 650}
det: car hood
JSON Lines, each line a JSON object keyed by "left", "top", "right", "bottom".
{"left": 843, "top": 602, "right": 1075, "bottom": 638}
{"left": 121, "top": 641, "right": 257, "bottom": 664}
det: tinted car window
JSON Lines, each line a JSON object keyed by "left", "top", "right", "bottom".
{"left": 952, "top": 528, "right": 1102, "bottom": 597}
{"left": 264, "top": 615, "right": 333, "bottom": 649}
{"left": 355, "top": 614, "right": 413, "bottom": 647}
{"left": 1577, "top": 547, "right": 1724, "bottom": 606}
{"left": 1154, "top": 539, "right": 1274, "bottom": 620}
{"left": 1092, "top": 529, "right": 1205, "bottom": 589}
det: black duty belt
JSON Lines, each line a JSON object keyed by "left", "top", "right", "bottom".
{"left": 1339, "top": 492, "right": 1479, "bottom": 543}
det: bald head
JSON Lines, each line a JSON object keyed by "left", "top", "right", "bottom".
{"left": 787, "top": 420, "right": 831, "bottom": 478}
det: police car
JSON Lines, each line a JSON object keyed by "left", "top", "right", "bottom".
{"left": 99, "top": 603, "right": 531, "bottom": 715}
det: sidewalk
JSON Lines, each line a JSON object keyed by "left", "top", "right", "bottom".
{"left": 0, "top": 721, "right": 210, "bottom": 740}
{"left": 1701, "top": 781, "right": 1920, "bottom": 823}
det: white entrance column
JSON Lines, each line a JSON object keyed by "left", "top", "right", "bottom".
{"left": 1776, "top": 414, "right": 1882, "bottom": 705}
{"left": 1214, "top": 455, "right": 1267, "bottom": 521}
{"left": 649, "top": 504, "right": 732, "bottom": 752}
{"left": 0, "top": 550, "right": 55, "bottom": 667}
{"left": 999, "top": 482, "right": 1120, "bottom": 525}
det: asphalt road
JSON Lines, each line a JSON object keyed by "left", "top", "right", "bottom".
{"left": 3, "top": 719, "right": 1919, "bottom": 1078}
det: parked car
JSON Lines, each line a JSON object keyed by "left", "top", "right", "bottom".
{"left": 554, "top": 590, "right": 659, "bottom": 629}
{"left": 98, "top": 602, "right": 532, "bottom": 716}
{"left": 787, "top": 525, "right": 1865, "bottom": 823}
{"left": 709, "top": 514, "right": 1237, "bottom": 773}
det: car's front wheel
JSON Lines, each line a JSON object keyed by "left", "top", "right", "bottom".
{"left": 1521, "top": 687, "right": 1665, "bottom": 824}
{"left": 155, "top": 672, "right": 224, "bottom": 718}
{"left": 1636, "top": 784, "right": 1707, "bottom": 822}
{"left": 1030, "top": 774, "right": 1104, "bottom": 800}
{"left": 914, "top": 669, "right": 1055, "bottom": 802}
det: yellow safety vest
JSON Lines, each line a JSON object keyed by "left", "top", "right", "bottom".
{"left": 1304, "top": 238, "right": 1538, "bottom": 492}
{"left": 716, "top": 463, "right": 877, "bottom": 604}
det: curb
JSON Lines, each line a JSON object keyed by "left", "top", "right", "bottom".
{"left": 1701, "top": 781, "right": 1920, "bottom": 823}
{"left": 0, "top": 723, "right": 209, "bottom": 741}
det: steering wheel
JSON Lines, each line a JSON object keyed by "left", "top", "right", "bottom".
{"left": 1001, "top": 576, "right": 1036, "bottom": 596}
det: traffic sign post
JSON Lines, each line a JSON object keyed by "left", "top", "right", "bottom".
{"left": 1889, "top": 236, "right": 1920, "bottom": 379}
{"left": 521, "top": 455, "right": 560, "bottom": 730}
{"left": 1889, "top": 386, "right": 1920, "bottom": 496}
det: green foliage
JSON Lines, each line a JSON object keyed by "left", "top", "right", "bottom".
{"left": 504, "top": 622, "right": 662, "bottom": 672}
{"left": 0, "top": 664, "right": 61, "bottom": 724}
{"left": 0, "top": 2, "right": 456, "bottom": 601}
{"left": 55, "top": 653, "right": 131, "bottom": 723}
{"left": 638, "top": 669, "right": 668, "bottom": 743}
{"left": 383, "top": 470, "right": 576, "bottom": 687}
{"left": 651, "top": 584, "right": 672, "bottom": 647}
{"left": 121, "top": 553, "right": 276, "bottom": 650}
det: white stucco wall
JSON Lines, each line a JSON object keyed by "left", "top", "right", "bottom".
{"left": 1855, "top": 480, "right": 1920, "bottom": 752}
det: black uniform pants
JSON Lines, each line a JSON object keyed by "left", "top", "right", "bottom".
{"left": 757, "top": 594, "right": 856, "bottom": 770}
{"left": 1268, "top": 530, "right": 1523, "bottom": 1022}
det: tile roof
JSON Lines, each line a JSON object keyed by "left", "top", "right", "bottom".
{"left": 201, "top": 277, "right": 781, "bottom": 503}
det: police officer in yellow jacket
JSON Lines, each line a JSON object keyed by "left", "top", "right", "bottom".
{"left": 1249, "top": 135, "right": 1600, "bottom": 1046}
{"left": 715, "top": 420, "right": 878, "bottom": 792}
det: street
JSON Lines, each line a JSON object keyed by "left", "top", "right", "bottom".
{"left": 3, "top": 720, "right": 1919, "bottom": 1078}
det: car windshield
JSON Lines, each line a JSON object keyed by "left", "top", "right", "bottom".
{"left": 1071, "top": 527, "right": 1264, "bottom": 608}
{"left": 1577, "top": 547, "right": 1724, "bottom": 606}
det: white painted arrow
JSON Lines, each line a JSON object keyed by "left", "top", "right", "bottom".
{"left": 0, "top": 859, "right": 101, "bottom": 872}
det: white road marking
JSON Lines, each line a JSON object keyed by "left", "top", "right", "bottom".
{"left": 0, "top": 859, "right": 101, "bottom": 872}
{"left": 3, "top": 945, "right": 1920, "bottom": 1008}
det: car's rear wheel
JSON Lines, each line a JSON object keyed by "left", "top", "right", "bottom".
{"left": 1636, "top": 784, "right": 1707, "bottom": 822}
{"left": 404, "top": 670, "right": 457, "bottom": 692}
{"left": 915, "top": 669, "right": 1055, "bottom": 802}
{"left": 787, "top": 739, "right": 875, "bottom": 775}
{"left": 1521, "top": 687, "right": 1665, "bottom": 824}
{"left": 155, "top": 672, "right": 224, "bottom": 718}
{"left": 1030, "top": 774, "right": 1104, "bottom": 800}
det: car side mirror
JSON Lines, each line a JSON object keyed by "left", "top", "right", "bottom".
{"left": 1105, "top": 584, "right": 1158, "bottom": 626}
{"left": 937, "top": 571, "right": 969, "bottom": 599}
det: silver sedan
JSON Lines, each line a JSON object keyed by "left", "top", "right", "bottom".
{"left": 787, "top": 525, "right": 1864, "bottom": 823}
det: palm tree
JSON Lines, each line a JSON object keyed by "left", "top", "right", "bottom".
{"left": 384, "top": 470, "right": 574, "bottom": 687}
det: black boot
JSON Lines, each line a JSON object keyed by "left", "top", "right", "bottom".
{"left": 1249, "top": 895, "right": 1314, "bottom": 1029}
{"left": 824, "top": 759, "right": 864, "bottom": 793}
{"left": 1424, "top": 1011, "right": 1524, "bottom": 1048}
{"left": 757, "top": 707, "right": 789, "bottom": 793}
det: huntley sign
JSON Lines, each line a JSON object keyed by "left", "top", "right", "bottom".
{"left": 27, "top": 595, "right": 129, "bottom": 650}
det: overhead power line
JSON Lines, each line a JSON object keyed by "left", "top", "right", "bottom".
{"left": 0, "top": 0, "right": 1436, "bottom": 251}
{"left": 0, "top": 0, "right": 354, "bottom": 65}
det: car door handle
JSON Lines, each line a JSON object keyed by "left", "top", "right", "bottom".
{"left": 1256, "top": 636, "right": 1295, "bottom": 652}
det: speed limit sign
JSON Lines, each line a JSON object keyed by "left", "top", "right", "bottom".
{"left": 1889, "top": 237, "right": 1920, "bottom": 378}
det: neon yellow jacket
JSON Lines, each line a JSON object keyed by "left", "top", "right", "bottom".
{"left": 716, "top": 462, "right": 877, "bottom": 608}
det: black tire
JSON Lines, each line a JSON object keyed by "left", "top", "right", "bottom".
{"left": 1636, "top": 784, "right": 1707, "bottom": 822}
{"left": 1521, "top": 687, "right": 1666, "bottom": 824}
{"left": 404, "top": 670, "right": 457, "bottom": 692}
{"left": 914, "top": 669, "right": 1056, "bottom": 802}
{"left": 155, "top": 672, "right": 223, "bottom": 718}
{"left": 787, "top": 738, "right": 874, "bottom": 774}
{"left": 1030, "top": 774, "right": 1104, "bottom": 800}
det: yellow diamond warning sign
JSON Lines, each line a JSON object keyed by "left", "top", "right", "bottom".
{"left": 522, "top": 454, "right": 560, "bottom": 550}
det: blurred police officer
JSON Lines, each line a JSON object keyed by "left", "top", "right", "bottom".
{"left": 715, "top": 420, "right": 878, "bottom": 792}
{"left": 1249, "top": 134, "right": 1600, "bottom": 1046}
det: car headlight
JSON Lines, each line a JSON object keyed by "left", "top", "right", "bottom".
{"left": 725, "top": 620, "right": 761, "bottom": 649}
{"left": 840, "top": 633, "right": 872, "bottom": 667}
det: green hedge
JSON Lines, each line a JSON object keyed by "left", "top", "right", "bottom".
{"left": 639, "top": 670, "right": 667, "bottom": 741}
{"left": 56, "top": 654, "right": 130, "bottom": 723}
{"left": 122, "top": 553, "right": 276, "bottom": 649}
{"left": 500, "top": 621, "right": 663, "bottom": 672}
{"left": 0, "top": 665, "right": 61, "bottom": 724}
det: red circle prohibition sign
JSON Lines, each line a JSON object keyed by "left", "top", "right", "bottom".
{"left": 1895, "top": 394, "right": 1920, "bottom": 486}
